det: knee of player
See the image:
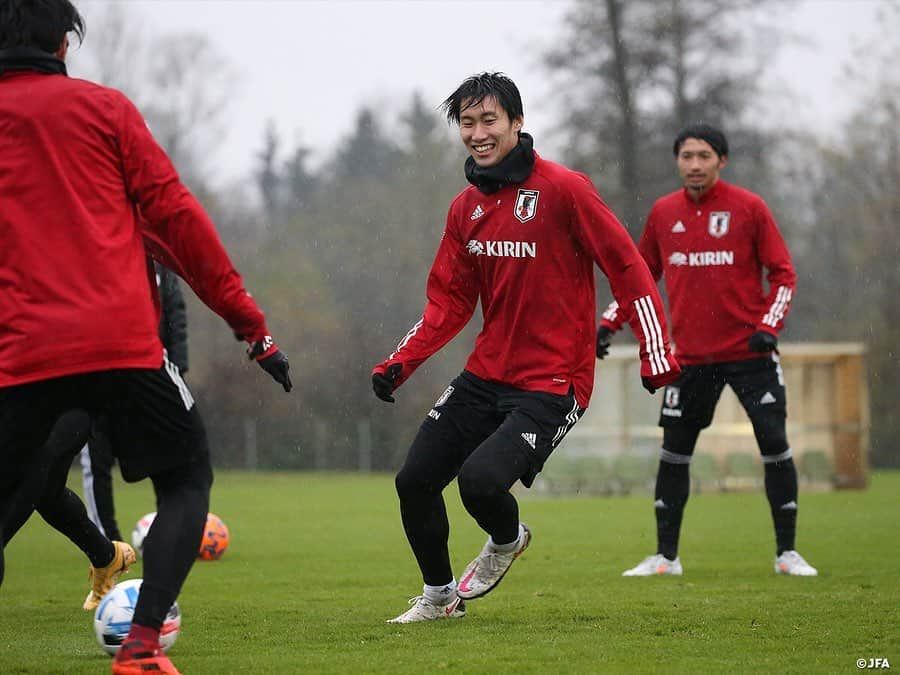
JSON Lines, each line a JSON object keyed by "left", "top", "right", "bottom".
{"left": 394, "top": 466, "right": 434, "bottom": 499}
{"left": 751, "top": 413, "right": 788, "bottom": 454}
{"left": 456, "top": 465, "right": 503, "bottom": 504}
{"left": 662, "top": 425, "right": 702, "bottom": 456}
{"left": 49, "top": 409, "right": 92, "bottom": 454}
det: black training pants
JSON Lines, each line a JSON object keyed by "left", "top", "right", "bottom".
{"left": 0, "top": 362, "right": 211, "bottom": 630}
{"left": 79, "top": 415, "right": 123, "bottom": 541}
{"left": 395, "top": 371, "right": 582, "bottom": 586}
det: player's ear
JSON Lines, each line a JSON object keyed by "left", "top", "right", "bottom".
{"left": 55, "top": 36, "right": 69, "bottom": 61}
{"left": 718, "top": 155, "right": 728, "bottom": 170}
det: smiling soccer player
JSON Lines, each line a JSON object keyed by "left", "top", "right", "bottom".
{"left": 372, "top": 72, "right": 679, "bottom": 623}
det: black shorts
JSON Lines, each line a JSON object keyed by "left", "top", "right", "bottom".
{"left": 0, "top": 359, "right": 208, "bottom": 492}
{"left": 658, "top": 355, "right": 786, "bottom": 429}
{"left": 419, "top": 371, "right": 585, "bottom": 487}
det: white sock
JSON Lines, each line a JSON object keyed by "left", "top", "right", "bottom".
{"left": 489, "top": 523, "right": 524, "bottom": 553}
{"left": 423, "top": 579, "right": 457, "bottom": 604}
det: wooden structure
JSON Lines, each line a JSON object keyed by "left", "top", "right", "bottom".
{"left": 542, "top": 343, "right": 869, "bottom": 494}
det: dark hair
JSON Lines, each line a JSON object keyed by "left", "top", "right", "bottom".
{"left": 0, "top": 0, "right": 84, "bottom": 52}
{"left": 673, "top": 123, "right": 728, "bottom": 158}
{"left": 441, "top": 72, "right": 524, "bottom": 125}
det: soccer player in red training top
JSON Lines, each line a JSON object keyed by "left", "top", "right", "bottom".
{"left": 0, "top": 2, "right": 291, "bottom": 674}
{"left": 598, "top": 123, "right": 818, "bottom": 577}
{"left": 372, "top": 73, "right": 680, "bottom": 623}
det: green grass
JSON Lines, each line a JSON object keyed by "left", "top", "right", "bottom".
{"left": 1, "top": 471, "right": 898, "bottom": 674}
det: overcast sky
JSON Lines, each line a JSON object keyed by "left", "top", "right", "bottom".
{"left": 72, "top": 0, "right": 883, "bottom": 185}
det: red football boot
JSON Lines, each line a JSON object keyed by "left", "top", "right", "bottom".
{"left": 112, "top": 639, "right": 181, "bottom": 675}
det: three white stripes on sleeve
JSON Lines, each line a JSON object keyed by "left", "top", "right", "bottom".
{"left": 633, "top": 295, "right": 672, "bottom": 376}
{"left": 762, "top": 286, "right": 792, "bottom": 328}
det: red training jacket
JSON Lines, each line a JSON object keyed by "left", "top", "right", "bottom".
{"left": 373, "top": 153, "right": 679, "bottom": 408}
{"left": 600, "top": 180, "right": 796, "bottom": 365}
{"left": 0, "top": 69, "right": 270, "bottom": 386}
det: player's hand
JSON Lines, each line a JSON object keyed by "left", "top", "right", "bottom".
{"left": 641, "top": 360, "right": 681, "bottom": 395}
{"left": 372, "top": 363, "right": 402, "bottom": 403}
{"left": 596, "top": 326, "right": 614, "bottom": 359}
{"left": 748, "top": 330, "right": 778, "bottom": 353}
{"left": 248, "top": 337, "right": 292, "bottom": 392}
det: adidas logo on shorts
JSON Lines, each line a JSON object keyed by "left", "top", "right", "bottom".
{"left": 521, "top": 432, "right": 537, "bottom": 449}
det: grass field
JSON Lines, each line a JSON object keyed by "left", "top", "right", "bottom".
{"left": 1, "top": 470, "right": 897, "bottom": 674}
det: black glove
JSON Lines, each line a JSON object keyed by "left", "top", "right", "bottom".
{"left": 248, "top": 339, "right": 292, "bottom": 392}
{"left": 641, "top": 377, "right": 658, "bottom": 394}
{"left": 748, "top": 330, "right": 778, "bottom": 353}
{"left": 373, "top": 363, "right": 402, "bottom": 403}
{"left": 596, "top": 326, "right": 614, "bottom": 359}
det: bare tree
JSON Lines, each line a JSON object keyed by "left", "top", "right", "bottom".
{"left": 256, "top": 121, "right": 281, "bottom": 224}
{"left": 141, "top": 33, "right": 234, "bottom": 187}
{"left": 799, "top": 2, "right": 900, "bottom": 466}
{"left": 545, "top": 0, "right": 778, "bottom": 234}
{"left": 67, "top": 1, "right": 147, "bottom": 94}
{"left": 68, "top": 3, "right": 234, "bottom": 190}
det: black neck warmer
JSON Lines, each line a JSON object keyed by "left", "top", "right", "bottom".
{"left": 0, "top": 47, "right": 67, "bottom": 76}
{"left": 465, "top": 132, "right": 535, "bottom": 194}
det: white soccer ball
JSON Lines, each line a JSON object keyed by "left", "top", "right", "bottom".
{"left": 93, "top": 579, "right": 181, "bottom": 656}
{"left": 131, "top": 512, "right": 156, "bottom": 557}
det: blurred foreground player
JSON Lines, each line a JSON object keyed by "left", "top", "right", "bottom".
{"left": 598, "top": 124, "right": 817, "bottom": 577}
{"left": 372, "top": 72, "right": 679, "bottom": 623}
{"left": 0, "top": 2, "right": 292, "bottom": 673}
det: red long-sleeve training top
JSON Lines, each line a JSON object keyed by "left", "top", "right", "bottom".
{"left": 374, "top": 153, "right": 679, "bottom": 408}
{"left": 600, "top": 180, "right": 796, "bottom": 365}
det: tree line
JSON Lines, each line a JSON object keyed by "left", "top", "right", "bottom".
{"left": 72, "top": 0, "right": 899, "bottom": 469}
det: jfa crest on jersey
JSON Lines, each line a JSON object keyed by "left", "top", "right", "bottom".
{"left": 708, "top": 211, "right": 730, "bottom": 238}
{"left": 665, "top": 386, "right": 680, "bottom": 408}
{"left": 514, "top": 189, "right": 540, "bottom": 223}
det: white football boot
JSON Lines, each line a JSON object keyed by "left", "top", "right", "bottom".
{"left": 774, "top": 550, "right": 818, "bottom": 576}
{"left": 622, "top": 553, "right": 683, "bottom": 576}
{"left": 457, "top": 524, "right": 532, "bottom": 599}
{"left": 386, "top": 595, "right": 466, "bottom": 624}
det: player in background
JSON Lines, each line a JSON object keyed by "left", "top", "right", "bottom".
{"left": 2, "top": 409, "right": 116, "bottom": 595}
{"left": 0, "top": 3, "right": 292, "bottom": 675}
{"left": 79, "top": 263, "right": 189, "bottom": 543}
{"left": 372, "top": 72, "right": 680, "bottom": 623}
{"left": 598, "top": 123, "right": 817, "bottom": 577}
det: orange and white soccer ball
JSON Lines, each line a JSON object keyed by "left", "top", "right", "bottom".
{"left": 198, "top": 513, "right": 230, "bottom": 560}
